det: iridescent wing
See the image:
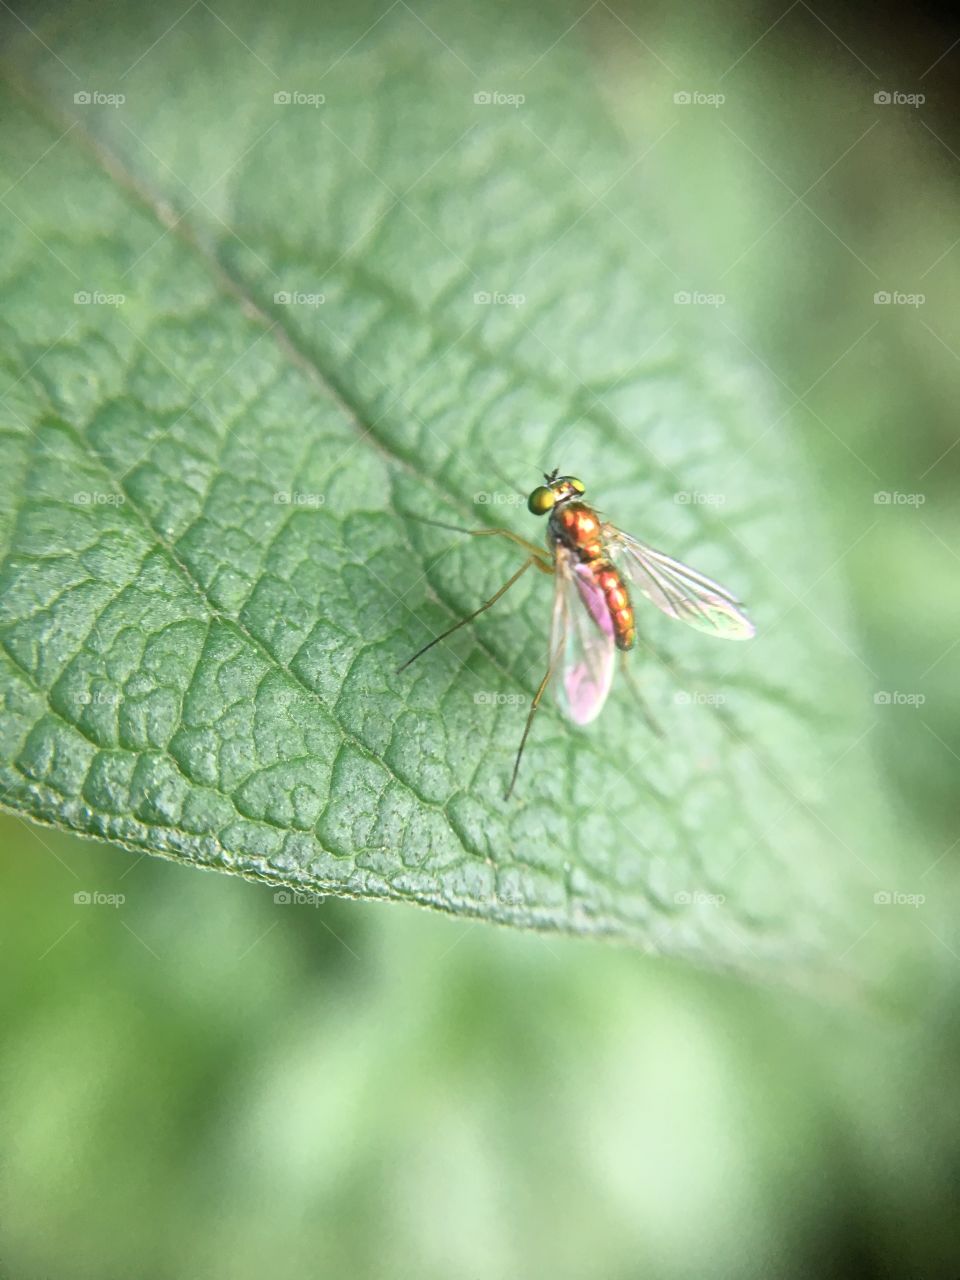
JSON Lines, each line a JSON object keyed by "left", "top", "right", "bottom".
{"left": 605, "top": 527, "right": 755, "bottom": 640}
{"left": 551, "top": 547, "right": 616, "bottom": 725}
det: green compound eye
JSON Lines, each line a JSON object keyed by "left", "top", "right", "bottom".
{"left": 569, "top": 477, "right": 585, "bottom": 494}
{"left": 527, "top": 485, "right": 556, "bottom": 515}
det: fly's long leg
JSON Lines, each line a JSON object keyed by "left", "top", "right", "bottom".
{"left": 505, "top": 629, "right": 565, "bottom": 800}
{"left": 469, "top": 527, "right": 553, "bottom": 570}
{"left": 619, "top": 650, "right": 664, "bottom": 738}
{"left": 405, "top": 514, "right": 552, "bottom": 572}
{"left": 397, "top": 556, "right": 539, "bottom": 673}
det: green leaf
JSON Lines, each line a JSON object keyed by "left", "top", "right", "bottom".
{"left": 0, "top": 0, "right": 908, "bottom": 979}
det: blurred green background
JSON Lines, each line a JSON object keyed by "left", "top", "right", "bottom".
{"left": 2, "top": 1, "right": 960, "bottom": 1276}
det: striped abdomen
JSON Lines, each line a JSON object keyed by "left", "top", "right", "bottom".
{"left": 552, "top": 502, "right": 636, "bottom": 650}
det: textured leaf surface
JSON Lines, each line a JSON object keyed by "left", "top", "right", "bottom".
{"left": 0, "top": 0, "right": 903, "bottom": 977}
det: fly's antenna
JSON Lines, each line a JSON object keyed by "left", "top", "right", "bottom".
{"left": 544, "top": 466, "right": 559, "bottom": 484}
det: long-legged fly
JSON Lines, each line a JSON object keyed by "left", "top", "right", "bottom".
{"left": 399, "top": 469, "right": 755, "bottom": 797}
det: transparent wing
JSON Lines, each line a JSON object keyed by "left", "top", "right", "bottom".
{"left": 605, "top": 527, "right": 756, "bottom": 640}
{"left": 551, "top": 548, "right": 616, "bottom": 725}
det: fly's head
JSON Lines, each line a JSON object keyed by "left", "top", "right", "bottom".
{"left": 527, "top": 468, "right": 586, "bottom": 516}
